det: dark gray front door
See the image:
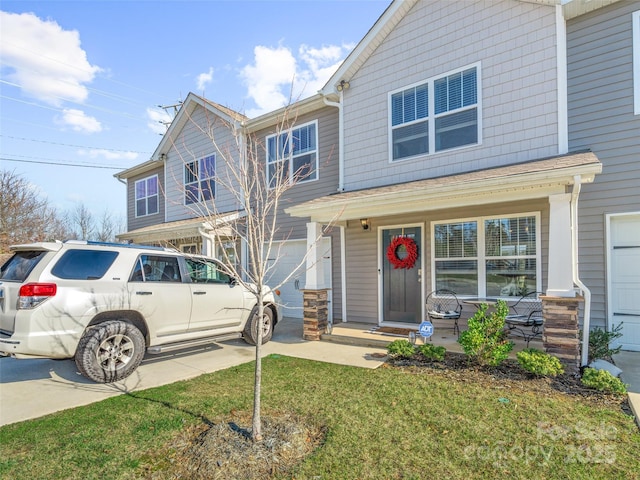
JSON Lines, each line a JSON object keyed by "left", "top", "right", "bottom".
{"left": 382, "top": 227, "right": 422, "bottom": 324}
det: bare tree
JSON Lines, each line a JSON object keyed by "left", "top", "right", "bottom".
{"left": 0, "top": 169, "right": 73, "bottom": 252}
{"left": 169, "top": 103, "right": 339, "bottom": 441}
{"left": 94, "top": 209, "right": 124, "bottom": 242}
{"left": 70, "top": 202, "right": 95, "bottom": 240}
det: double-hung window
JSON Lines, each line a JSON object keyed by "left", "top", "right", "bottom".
{"left": 135, "top": 175, "right": 158, "bottom": 217}
{"left": 266, "top": 120, "right": 318, "bottom": 188}
{"left": 390, "top": 64, "right": 480, "bottom": 161}
{"left": 432, "top": 214, "right": 539, "bottom": 297}
{"left": 185, "top": 155, "right": 215, "bottom": 205}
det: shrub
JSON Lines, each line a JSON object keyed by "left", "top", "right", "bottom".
{"left": 581, "top": 367, "right": 627, "bottom": 395}
{"left": 417, "top": 343, "right": 446, "bottom": 361}
{"left": 386, "top": 339, "right": 416, "bottom": 359}
{"left": 516, "top": 348, "right": 564, "bottom": 377}
{"left": 458, "top": 300, "right": 514, "bottom": 366}
{"left": 586, "top": 323, "right": 623, "bottom": 363}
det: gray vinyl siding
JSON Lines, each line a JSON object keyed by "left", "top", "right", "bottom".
{"left": 344, "top": 199, "right": 549, "bottom": 324}
{"left": 342, "top": 0, "right": 560, "bottom": 192}
{"left": 252, "top": 106, "right": 341, "bottom": 241}
{"left": 164, "top": 106, "right": 242, "bottom": 222}
{"left": 567, "top": 0, "right": 640, "bottom": 329}
{"left": 126, "top": 166, "right": 165, "bottom": 231}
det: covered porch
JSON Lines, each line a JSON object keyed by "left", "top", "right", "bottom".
{"left": 286, "top": 152, "right": 602, "bottom": 369}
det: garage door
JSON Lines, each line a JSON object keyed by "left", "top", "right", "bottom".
{"left": 266, "top": 238, "right": 332, "bottom": 320}
{"left": 609, "top": 214, "right": 640, "bottom": 351}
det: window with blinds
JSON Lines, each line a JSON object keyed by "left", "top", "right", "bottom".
{"left": 135, "top": 175, "right": 159, "bottom": 217}
{"left": 389, "top": 64, "right": 480, "bottom": 161}
{"left": 432, "top": 214, "right": 539, "bottom": 297}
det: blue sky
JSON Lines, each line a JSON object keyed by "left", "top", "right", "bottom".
{"left": 0, "top": 0, "right": 389, "bottom": 224}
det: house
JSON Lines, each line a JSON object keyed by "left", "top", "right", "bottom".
{"left": 565, "top": 0, "right": 640, "bottom": 352}
{"left": 116, "top": 0, "right": 638, "bottom": 361}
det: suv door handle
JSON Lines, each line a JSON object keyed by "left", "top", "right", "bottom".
{"left": 136, "top": 291, "right": 153, "bottom": 295}
{"left": 193, "top": 291, "right": 206, "bottom": 295}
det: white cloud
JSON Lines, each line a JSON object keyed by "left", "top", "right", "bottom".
{"left": 196, "top": 67, "right": 214, "bottom": 92}
{"left": 77, "top": 149, "right": 139, "bottom": 161}
{"left": 146, "top": 107, "right": 173, "bottom": 135}
{"left": 240, "top": 42, "right": 352, "bottom": 117}
{"left": 0, "top": 11, "right": 101, "bottom": 106}
{"left": 55, "top": 109, "right": 102, "bottom": 133}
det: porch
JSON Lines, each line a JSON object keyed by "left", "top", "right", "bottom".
{"left": 322, "top": 320, "right": 542, "bottom": 357}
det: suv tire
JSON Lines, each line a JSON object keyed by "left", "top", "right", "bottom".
{"left": 243, "top": 307, "right": 274, "bottom": 345}
{"left": 75, "top": 320, "right": 146, "bottom": 383}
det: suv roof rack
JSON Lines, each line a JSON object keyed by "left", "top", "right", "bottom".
{"left": 64, "top": 240, "right": 176, "bottom": 252}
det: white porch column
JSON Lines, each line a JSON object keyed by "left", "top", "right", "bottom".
{"left": 199, "top": 229, "right": 215, "bottom": 257}
{"left": 305, "top": 222, "right": 325, "bottom": 290}
{"left": 547, "top": 193, "right": 576, "bottom": 297}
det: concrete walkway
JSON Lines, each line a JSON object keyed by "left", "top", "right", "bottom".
{"left": 613, "top": 351, "right": 640, "bottom": 427}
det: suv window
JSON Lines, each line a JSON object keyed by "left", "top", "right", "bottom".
{"left": 130, "top": 255, "right": 181, "bottom": 282}
{"left": 186, "top": 257, "right": 231, "bottom": 284}
{"left": 51, "top": 250, "right": 119, "bottom": 280}
{"left": 0, "top": 251, "right": 48, "bottom": 281}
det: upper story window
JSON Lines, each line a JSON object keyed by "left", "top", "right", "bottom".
{"left": 432, "top": 213, "right": 539, "bottom": 298}
{"left": 633, "top": 11, "right": 639, "bottom": 115}
{"left": 135, "top": 175, "right": 158, "bottom": 218}
{"left": 266, "top": 120, "right": 318, "bottom": 188}
{"left": 390, "top": 64, "right": 480, "bottom": 161}
{"left": 185, "top": 155, "right": 215, "bottom": 205}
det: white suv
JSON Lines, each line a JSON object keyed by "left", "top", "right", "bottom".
{"left": 0, "top": 241, "right": 281, "bottom": 383}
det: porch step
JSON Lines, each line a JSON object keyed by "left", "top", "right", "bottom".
{"left": 320, "top": 332, "right": 392, "bottom": 349}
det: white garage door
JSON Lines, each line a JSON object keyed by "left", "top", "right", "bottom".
{"left": 266, "top": 238, "right": 332, "bottom": 320}
{"left": 609, "top": 214, "right": 640, "bottom": 351}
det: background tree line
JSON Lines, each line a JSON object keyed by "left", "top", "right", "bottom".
{"left": 0, "top": 169, "right": 125, "bottom": 254}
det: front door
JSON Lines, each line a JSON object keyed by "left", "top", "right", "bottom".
{"left": 382, "top": 226, "right": 422, "bottom": 324}
{"left": 609, "top": 214, "right": 640, "bottom": 351}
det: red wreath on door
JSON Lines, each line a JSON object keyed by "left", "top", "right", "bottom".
{"left": 386, "top": 236, "right": 419, "bottom": 269}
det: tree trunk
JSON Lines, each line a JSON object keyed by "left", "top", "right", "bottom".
{"left": 251, "top": 298, "right": 265, "bottom": 441}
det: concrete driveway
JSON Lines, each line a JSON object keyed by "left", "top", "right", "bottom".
{"left": 0, "top": 318, "right": 386, "bottom": 426}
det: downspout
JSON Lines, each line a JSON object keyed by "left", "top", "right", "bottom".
{"left": 571, "top": 175, "right": 591, "bottom": 367}
{"left": 322, "top": 92, "right": 344, "bottom": 192}
{"left": 324, "top": 90, "right": 347, "bottom": 322}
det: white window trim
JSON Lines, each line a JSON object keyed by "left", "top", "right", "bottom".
{"left": 430, "top": 212, "right": 541, "bottom": 298}
{"left": 633, "top": 11, "right": 640, "bottom": 115}
{"left": 134, "top": 174, "right": 159, "bottom": 218}
{"left": 184, "top": 155, "right": 216, "bottom": 206}
{"left": 265, "top": 119, "right": 319, "bottom": 189}
{"left": 388, "top": 62, "right": 483, "bottom": 163}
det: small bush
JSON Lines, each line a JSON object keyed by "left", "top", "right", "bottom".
{"left": 581, "top": 367, "right": 627, "bottom": 395}
{"left": 386, "top": 339, "right": 416, "bottom": 359}
{"left": 586, "top": 324, "right": 623, "bottom": 363}
{"left": 458, "top": 300, "right": 514, "bottom": 366}
{"left": 516, "top": 348, "right": 564, "bottom": 377}
{"left": 417, "top": 343, "right": 446, "bottom": 361}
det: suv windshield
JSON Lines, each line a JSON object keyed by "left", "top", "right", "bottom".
{"left": 0, "top": 251, "right": 48, "bottom": 281}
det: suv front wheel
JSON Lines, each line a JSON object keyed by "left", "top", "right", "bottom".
{"left": 75, "top": 320, "right": 146, "bottom": 383}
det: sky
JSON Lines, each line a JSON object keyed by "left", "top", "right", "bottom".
{"left": 0, "top": 0, "right": 389, "bottom": 226}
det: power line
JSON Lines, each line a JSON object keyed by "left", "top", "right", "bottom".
{"left": 1, "top": 156, "right": 129, "bottom": 170}
{"left": 0, "top": 135, "right": 151, "bottom": 155}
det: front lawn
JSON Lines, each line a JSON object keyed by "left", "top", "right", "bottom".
{"left": 0, "top": 355, "right": 638, "bottom": 479}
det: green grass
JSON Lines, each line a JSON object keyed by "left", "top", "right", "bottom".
{"left": 1, "top": 355, "right": 639, "bottom": 479}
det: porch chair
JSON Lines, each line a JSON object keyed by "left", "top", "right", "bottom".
{"left": 505, "top": 291, "right": 544, "bottom": 347}
{"left": 426, "top": 289, "right": 463, "bottom": 337}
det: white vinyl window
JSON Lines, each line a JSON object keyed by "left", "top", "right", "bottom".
{"left": 390, "top": 63, "right": 481, "bottom": 161}
{"left": 266, "top": 120, "right": 318, "bottom": 188}
{"left": 134, "top": 175, "right": 158, "bottom": 218}
{"left": 432, "top": 214, "right": 540, "bottom": 297}
{"left": 633, "top": 11, "right": 639, "bottom": 115}
{"left": 184, "top": 155, "right": 215, "bottom": 205}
